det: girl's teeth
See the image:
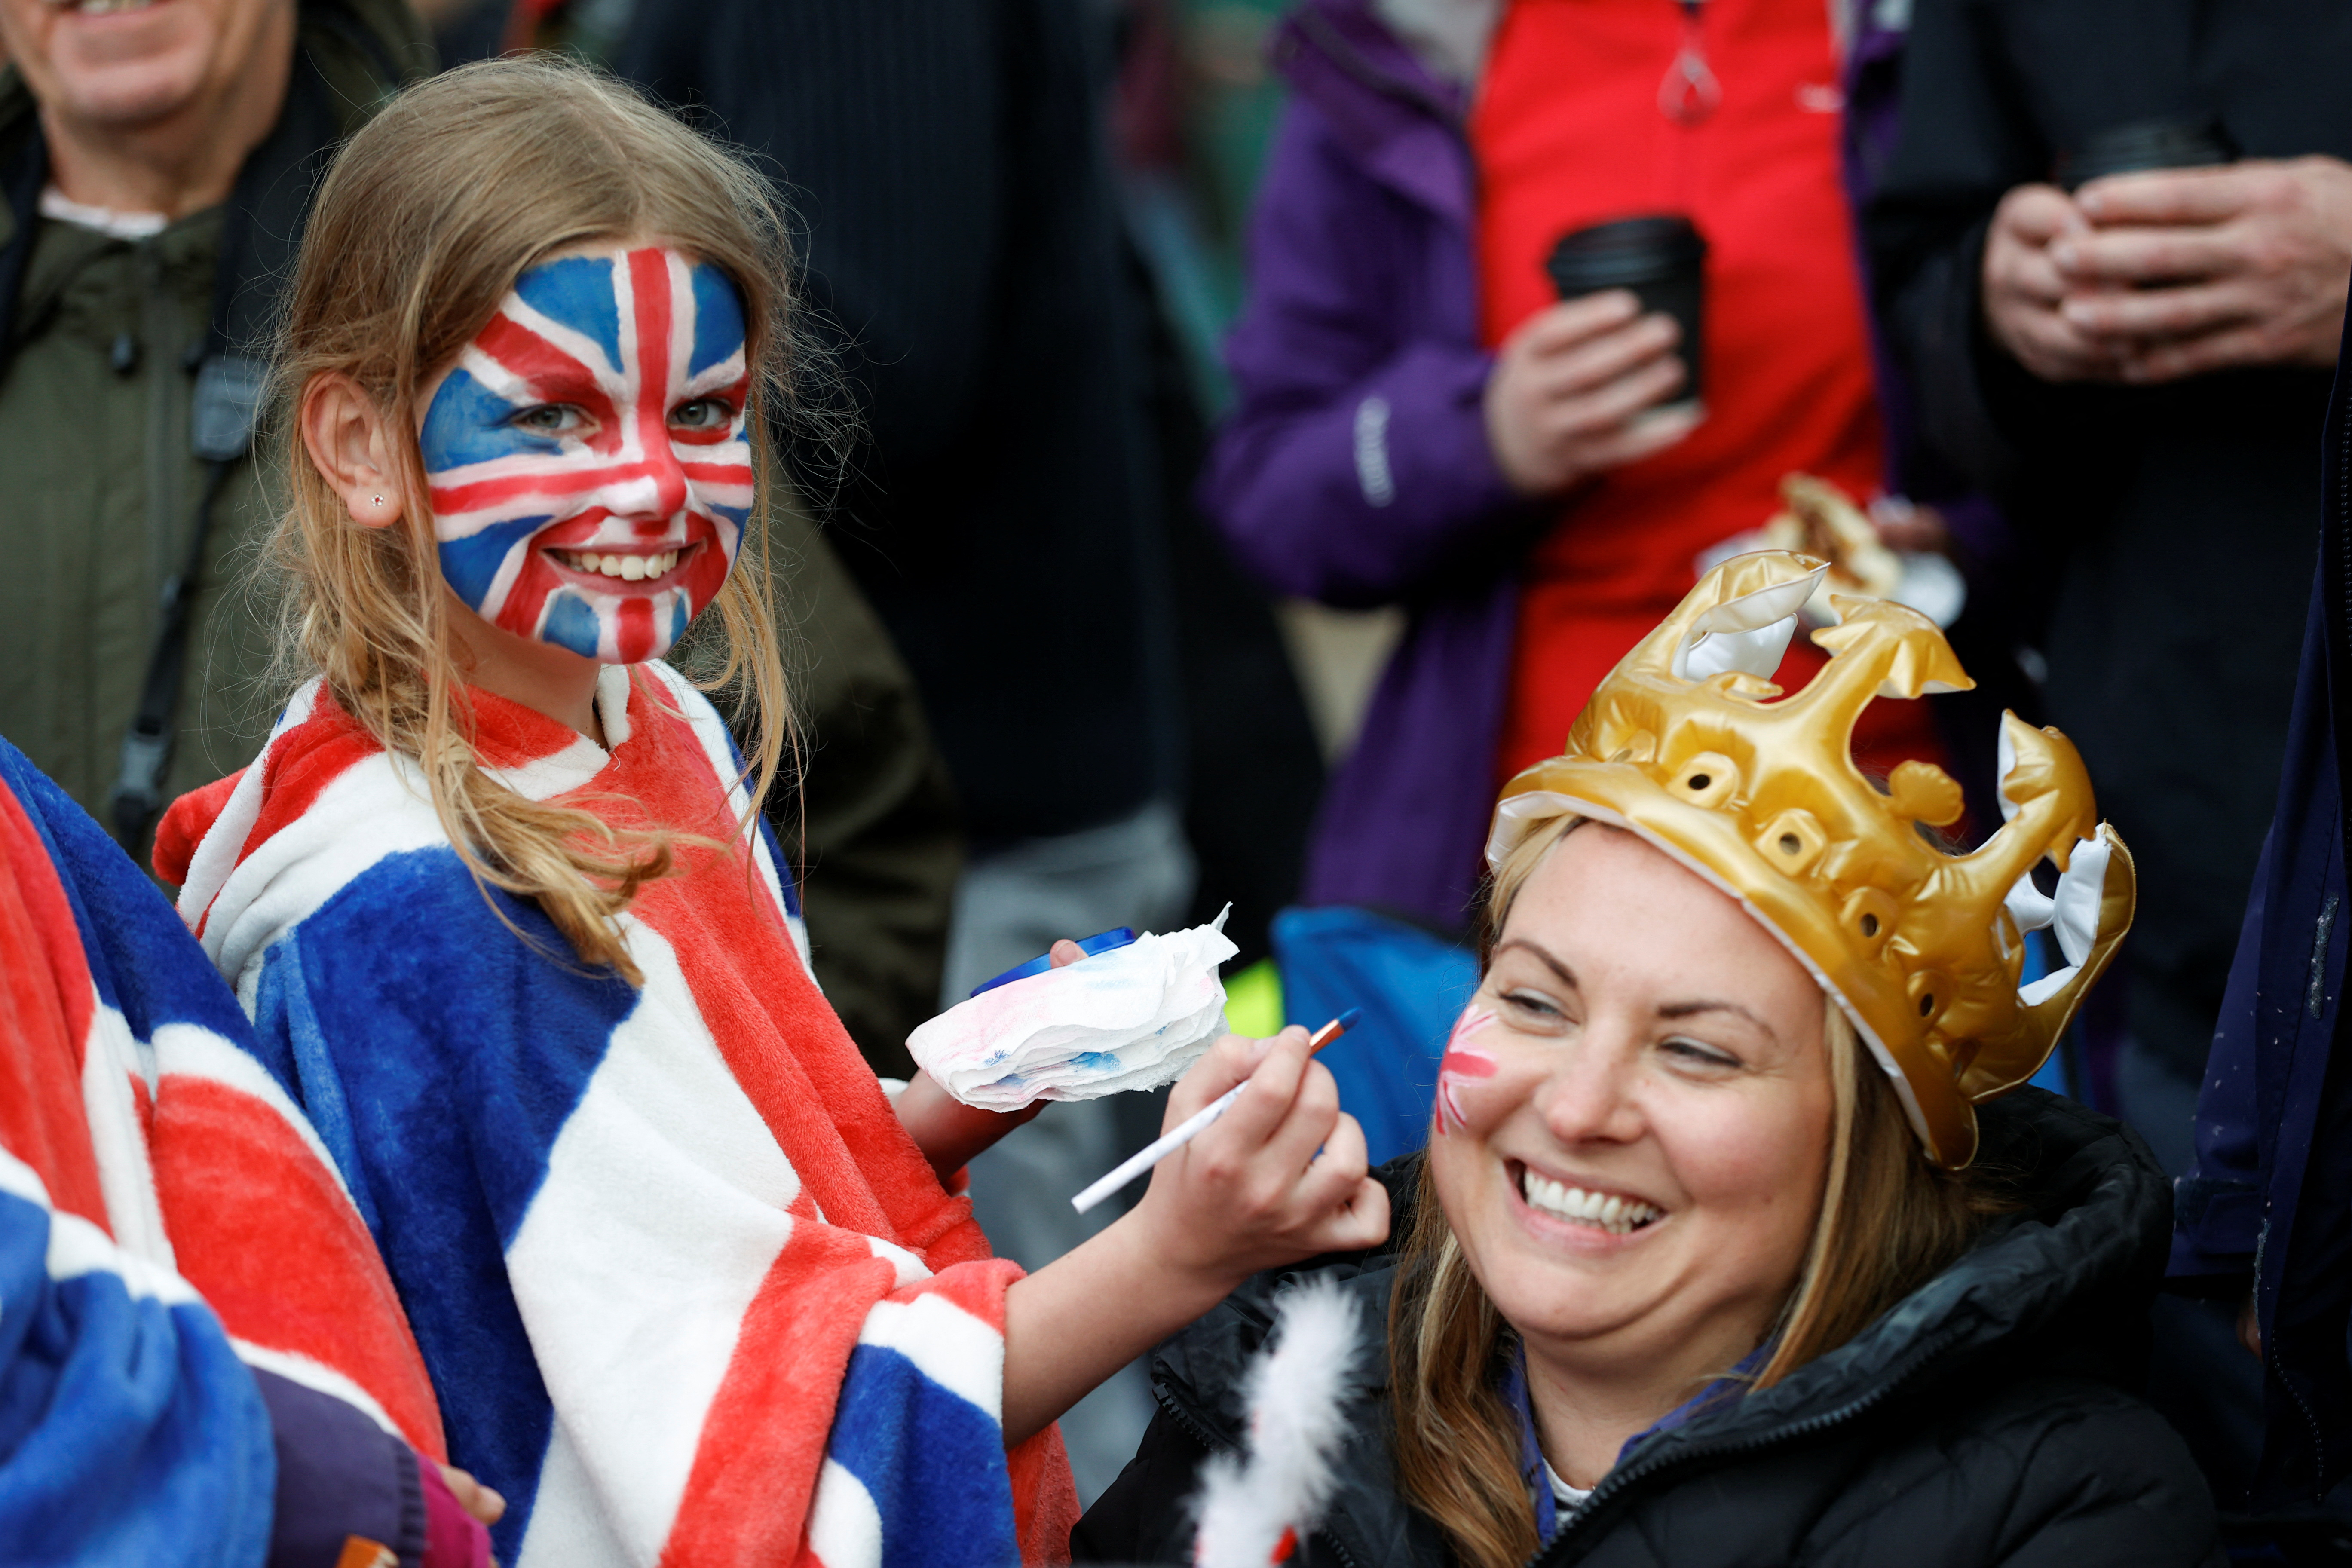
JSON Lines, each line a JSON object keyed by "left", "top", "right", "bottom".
{"left": 1520, "top": 1170, "right": 1661, "bottom": 1234}
{"left": 560, "top": 549, "right": 680, "bottom": 578}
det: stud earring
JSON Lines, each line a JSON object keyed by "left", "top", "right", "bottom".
{"left": 372, "top": 495, "right": 385, "bottom": 507}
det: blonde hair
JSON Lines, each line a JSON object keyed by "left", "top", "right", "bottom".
{"left": 1390, "top": 816, "right": 1997, "bottom": 1568}
{"left": 268, "top": 57, "right": 810, "bottom": 982}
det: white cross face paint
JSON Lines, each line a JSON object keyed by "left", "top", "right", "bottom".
{"left": 419, "top": 245, "right": 753, "bottom": 664}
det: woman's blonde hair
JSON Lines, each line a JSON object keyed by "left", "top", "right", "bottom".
{"left": 269, "top": 57, "right": 810, "bottom": 982}
{"left": 1389, "top": 815, "right": 2000, "bottom": 1568}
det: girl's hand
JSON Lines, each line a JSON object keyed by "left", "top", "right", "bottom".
{"left": 437, "top": 1463, "right": 506, "bottom": 1525}
{"left": 894, "top": 1072, "right": 1047, "bottom": 1183}
{"left": 894, "top": 940, "right": 1085, "bottom": 1181}
{"left": 1126, "top": 1028, "right": 1390, "bottom": 1292}
{"left": 1483, "top": 290, "right": 1701, "bottom": 495}
{"left": 997, "top": 1027, "right": 1389, "bottom": 1446}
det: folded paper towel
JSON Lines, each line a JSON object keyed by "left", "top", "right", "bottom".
{"left": 909, "top": 910, "right": 1239, "bottom": 1110}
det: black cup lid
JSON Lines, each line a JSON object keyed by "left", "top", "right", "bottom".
{"left": 1546, "top": 214, "right": 1707, "bottom": 288}
{"left": 2055, "top": 117, "right": 2234, "bottom": 190}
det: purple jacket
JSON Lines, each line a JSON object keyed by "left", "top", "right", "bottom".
{"left": 1203, "top": 0, "right": 1538, "bottom": 934}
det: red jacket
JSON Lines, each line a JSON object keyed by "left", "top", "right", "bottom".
{"left": 1478, "top": 0, "right": 1923, "bottom": 778}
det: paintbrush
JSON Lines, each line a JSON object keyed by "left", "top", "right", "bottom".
{"left": 1069, "top": 1008, "right": 1361, "bottom": 1214}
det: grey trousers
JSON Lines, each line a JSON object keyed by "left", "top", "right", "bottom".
{"left": 940, "top": 800, "right": 1196, "bottom": 1506}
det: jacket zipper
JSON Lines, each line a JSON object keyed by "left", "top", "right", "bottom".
{"left": 2282, "top": 389, "right": 2352, "bottom": 1494}
{"left": 1525, "top": 1323, "right": 1973, "bottom": 1567}
{"left": 1151, "top": 1381, "right": 1367, "bottom": 1568}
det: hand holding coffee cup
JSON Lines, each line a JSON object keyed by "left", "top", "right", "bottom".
{"left": 1981, "top": 183, "right": 2119, "bottom": 384}
{"left": 1987, "top": 116, "right": 2352, "bottom": 384}
{"left": 2055, "top": 153, "right": 2352, "bottom": 381}
{"left": 1484, "top": 216, "right": 1707, "bottom": 495}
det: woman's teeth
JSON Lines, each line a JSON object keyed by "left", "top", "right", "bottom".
{"left": 62, "top": 0, "right": 158, "bottom": 13}
{"left": 1521, "top": 1170, "right": 1662, "bottom": 1234}
{"left": 554, "top": 548, "right": 680, "bottom": 582}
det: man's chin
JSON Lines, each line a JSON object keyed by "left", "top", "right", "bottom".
{"left": 46, "top": 45, "right": 213, "bottom": 132}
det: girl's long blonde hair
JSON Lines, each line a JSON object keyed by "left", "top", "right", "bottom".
{"left": 1389, "top": 816, "right": 2003, "bottom": 1568}
{"left": 270, "top": 58, "right": 810, "bottom": 982}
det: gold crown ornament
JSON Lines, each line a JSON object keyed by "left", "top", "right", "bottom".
{"left": 1485, "top": 551, "right": 2134, "bottom": 1167}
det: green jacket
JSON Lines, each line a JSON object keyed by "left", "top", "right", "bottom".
{"left": 0, "top": 0, "right": 427, "bottom": 840}
{"left": 0, "top": 15, "right": 962, "bottom": 1069}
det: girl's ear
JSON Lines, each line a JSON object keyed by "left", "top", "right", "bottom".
{"left": 300, "top": 371, "right": 410, "bottom": 530}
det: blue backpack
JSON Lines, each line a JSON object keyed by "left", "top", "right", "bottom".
{"left": 1271, "top": 905, "right": 1481, "bottom": 1167}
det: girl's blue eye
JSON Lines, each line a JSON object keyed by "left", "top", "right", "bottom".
{"left": 513, "top": 404, "right": 583, "bottom": 434}
{"left": 671, "top": 398, "right": 732, "bottom": 430}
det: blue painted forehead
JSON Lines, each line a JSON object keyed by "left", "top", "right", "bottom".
{"left": 505, "top": 250, "right": 749, "bottom": 377}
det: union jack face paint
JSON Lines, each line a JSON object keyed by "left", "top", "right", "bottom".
{"left": 420, "top": 245, "right": 753, "bottom": 664}
{"left": 1434, "top": 1006, "right": 1500, "bottom": 1135}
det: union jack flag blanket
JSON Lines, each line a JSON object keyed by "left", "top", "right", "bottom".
{"left": 162, "top": 661, "right": 1076, "bottom": 1568}
{"left": 0, "top": 735, "right": 446, "bottom": 1562}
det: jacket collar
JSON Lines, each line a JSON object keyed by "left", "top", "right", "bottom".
{"left": 1271, "top": 0, "right": 1476, "bottom": 225}
{"left": 1154, "top": 1090, "right": 2171, "bottom": 1568}
{"left": 1532, "top": 1089, "right": 2170, "bottom": 1562}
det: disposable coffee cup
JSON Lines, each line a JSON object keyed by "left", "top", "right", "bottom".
{"left": 2054, "top": 116, "right": 2234, "bottom": 191}
{"left": 1545, "top": 214, "right": 1708, "bottom": 407}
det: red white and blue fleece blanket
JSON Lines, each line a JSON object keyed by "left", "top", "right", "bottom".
{"left": 0, "top": 735, "right": 448, "bottom": 1563}
{"left": 162, "top": 662, "right": 1078, "bottom": 1568}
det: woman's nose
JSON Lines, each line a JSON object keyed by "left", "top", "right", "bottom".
{"left": 1534, "top": 1040, "right": 1646, "bottom": 1145}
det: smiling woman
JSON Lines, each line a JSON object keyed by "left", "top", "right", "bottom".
{"left": 1075, "top": 554, "right": 2225, "bottom": 1568}
{"left": 1389, "top": 815, "right": 1994, "bottom": 1563}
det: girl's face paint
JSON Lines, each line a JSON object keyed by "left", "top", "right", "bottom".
{"left": 417, "top": 245, "right": 753, "bottom": 665}
{"left": 1433, "top": 1007, "right": 1498, "bottom": 1135}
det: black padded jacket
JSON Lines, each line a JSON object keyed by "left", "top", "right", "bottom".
{"left": 1073, "top": 1088, "right": 2225, "bottom": 1568}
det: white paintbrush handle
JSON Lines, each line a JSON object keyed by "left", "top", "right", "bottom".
{"left": 1069, "top": 1081, "right": 1243, "bottom": 1214}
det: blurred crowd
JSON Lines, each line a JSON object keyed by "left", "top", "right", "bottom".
{"left": 12, "top": 0, "right": 2352, "bottom": 1561}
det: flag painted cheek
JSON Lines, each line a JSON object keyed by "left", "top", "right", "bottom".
{"left": 1434, "top": 1008, "right": 1500, "bottom": 1136}
{"left": 419, "top": 247, "right": 755, "bottom": 665}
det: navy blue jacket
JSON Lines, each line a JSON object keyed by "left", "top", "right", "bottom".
{"left": 2171, "top": 318, "right": 2352, "bottom": 1508}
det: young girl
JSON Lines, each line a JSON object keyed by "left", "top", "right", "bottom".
{"left": 160, "top": 58, "right": 1386, "bottom": 1568}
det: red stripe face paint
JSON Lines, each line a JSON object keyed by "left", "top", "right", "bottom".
{"left": 1435, "top": 1007, "right": 1499, "bottom": 1135}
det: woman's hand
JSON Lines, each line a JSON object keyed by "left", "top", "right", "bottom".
{"left": 996, "top": 1027, "right": 1390, "bottom": 1446}
{"left": 1483, "top": 289, "right": 1701, "bottom": 495}
{"left": 893, "top": 939, "right": 1084, "bottom": 1182}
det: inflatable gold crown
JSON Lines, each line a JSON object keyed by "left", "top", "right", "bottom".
{"left": 1486, "top": 551, "right": 2134, "bottom": 1167}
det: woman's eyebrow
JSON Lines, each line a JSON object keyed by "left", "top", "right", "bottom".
{"left": 1657, "top": 998, "right": 1779, "bottom": 1041}
{"left": 1494, "top": 937, "right": 1577, "bottom": 987}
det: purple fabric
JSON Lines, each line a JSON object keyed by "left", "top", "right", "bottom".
{"left": 254, "top": 1368, "right": 427, "bottom": 1568}
{"left": 1204, "top": 0, "right": 1535, "bottom": 931}
{"left": 1841, "top": 6, "right": 2016, "bottom": 563}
